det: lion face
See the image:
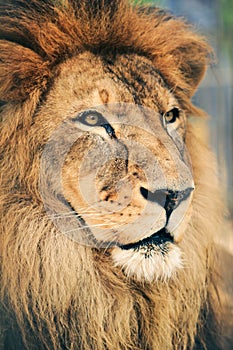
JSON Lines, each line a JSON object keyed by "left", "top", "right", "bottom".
{"left": 38, "top": 52, "right": 194, "bottom": 282}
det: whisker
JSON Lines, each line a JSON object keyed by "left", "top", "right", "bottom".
{"left": 63, "top": 223, "right": 116, "bottom": 234}
{"left": 49, "top": 209, "right": 120, "bottom": 219}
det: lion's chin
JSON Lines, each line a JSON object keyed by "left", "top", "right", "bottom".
{"left": 111, "top": 243, "right": 182, "bottom": 282}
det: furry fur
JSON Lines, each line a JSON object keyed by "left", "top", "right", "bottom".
{"left": 0, "top": 1, "right": 231, "bottom": 349}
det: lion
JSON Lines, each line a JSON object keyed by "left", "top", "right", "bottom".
{"left": 0, "top": 1, "right": 232, "bottom": 349}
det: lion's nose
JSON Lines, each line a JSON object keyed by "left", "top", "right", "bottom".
{"left": 140, "top": 187, "right": 194, "bottom": 220}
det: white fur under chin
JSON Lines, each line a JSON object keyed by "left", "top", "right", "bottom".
{"left": 111, "top": 244, "right": 183, "bottom": 282}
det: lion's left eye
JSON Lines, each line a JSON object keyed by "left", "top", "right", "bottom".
{"left": 164, "top": 108, "right": 180, "bottom": 124}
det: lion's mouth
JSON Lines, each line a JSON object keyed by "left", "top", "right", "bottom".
{"left": 120, "top": 227, "right": 173, "bottom": 250}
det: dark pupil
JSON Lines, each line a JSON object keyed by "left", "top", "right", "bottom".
{"left": 87, "top": 115, "right": 98, "bottom": 124}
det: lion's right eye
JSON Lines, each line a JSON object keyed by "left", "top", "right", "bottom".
{"left": 78, "top": 110, "right": 106, "bottom": 126}
{"left": 73, "top": 110, "right": 116, "bottom": 139}
{"left": 83, "top": 114, "right": 99, "bottom": 125}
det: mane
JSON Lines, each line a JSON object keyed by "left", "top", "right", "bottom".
{"left": 0, "top": 1, "right": 226, "bottom": 349}
{"left": 0, "top": 0, "right": 211, "bottom": 104}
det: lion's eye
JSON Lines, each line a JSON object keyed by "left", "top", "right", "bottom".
{"left": 78, "top": 110, "right": 105, "bottom": 126}
{"left": 74, "top": 110, "right": 116, "bottom": 138}
{"left": 84, "top": 114, "right": 99, "bottom": 125}
{"left": 164, "top": 108, "right": 180, "bottom": 124}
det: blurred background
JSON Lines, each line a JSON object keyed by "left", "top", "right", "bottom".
{"left": 137, "top": 0, "right": 233, "bottom": 219}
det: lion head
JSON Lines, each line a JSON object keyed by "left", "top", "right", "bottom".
{"left": 0, "top": 1, "right": 229, "bottom": 349}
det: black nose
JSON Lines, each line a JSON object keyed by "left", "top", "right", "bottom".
{"left": 140, "top": 187, "right": 194, "bottom": 221}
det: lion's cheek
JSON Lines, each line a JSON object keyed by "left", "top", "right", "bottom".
{"left": 62, "top": 159, "right": 168, "bottom": 246}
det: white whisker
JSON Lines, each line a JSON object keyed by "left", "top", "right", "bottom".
{"left": 63, "top": 223, "right": 116, "bottom": 234}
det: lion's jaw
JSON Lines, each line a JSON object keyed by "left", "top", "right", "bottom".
{"left": 111, "top": 244, "right": 183, "bottom": 282}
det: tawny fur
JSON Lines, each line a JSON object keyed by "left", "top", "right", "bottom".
{"left": 0, "top": 1, "right": 231, "bottom": 349}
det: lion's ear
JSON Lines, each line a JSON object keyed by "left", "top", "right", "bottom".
{"left": 0, "top": 41, "right": 50, "bottom": 102}
{"left": 145, "top": 9, "right": 212, "bottom": 98}
{"left": 173, "top": 41, "right": 211, "bottom": 97}
{"left": 154, "top": 35, "right": 212, "bottom": 99}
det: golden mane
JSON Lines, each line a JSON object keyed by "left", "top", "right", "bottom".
{"left": 0, "top": 1, "right": 231, "bottom": 349}
{"left": 0, "top": 0, "right": 211, "bottom": 103}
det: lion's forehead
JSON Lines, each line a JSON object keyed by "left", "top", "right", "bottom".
{"left": 43, "top": 52, "right": 175, "bottom": 121}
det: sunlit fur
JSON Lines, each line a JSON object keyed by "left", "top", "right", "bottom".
{"left": 0, "top": 1, "right": 230, "bottom": 349}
